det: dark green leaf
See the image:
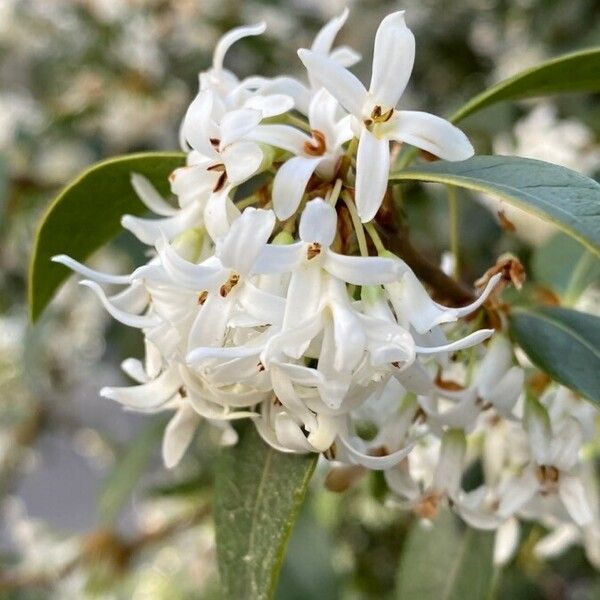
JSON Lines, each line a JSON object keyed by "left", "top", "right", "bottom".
{"left": 510, "top": 306, "right": 600, "bottom": 403}
{"left": 451, "top": 47, "right": 600, "bottom": 123}
{"left": 215, "top": 422, "right": 317, "bottom": 600}
{"left": 28, "top": 152, "right": 185, "bottom": 321}
{"left": 390, "top": 156, "right": 600, "bottom": 256}
{"left": 396, "top": 510, "right": 496, "bottom": 600}
{"left": 532, "top": 233, "right": 600, "bottom": 299}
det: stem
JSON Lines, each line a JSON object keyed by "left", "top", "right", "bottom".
{"left": 447, "top": 185, "right": 460, "bottom": 278}
{"left": 342, "top": 191, "right": 369, "bottom": 257}
{"left": 279, "top": 112, "right": 311, "bottom": 132}
{"left": 327, "top": 178, "right": 343, "bottom": 207}
{"left": 236, "top": 194, "right": 259, "bottom": 210}
{"left": 364, "top": 222, "right": 386, "bottom": 255}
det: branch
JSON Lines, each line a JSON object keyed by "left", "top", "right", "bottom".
{"left": 375, "top": 192, "right": 477, "bottom": 306}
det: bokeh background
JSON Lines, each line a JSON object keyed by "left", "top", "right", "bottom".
{"left": 0, "top": 0, "right": 599, "bottom": 598}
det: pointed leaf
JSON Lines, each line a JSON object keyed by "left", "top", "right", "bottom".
{"left": 215, "top": 423, "right": 318, "bottom": 600}
{"left": 390, "top": 156, "right": 600, "bottom": 256}
{"left": 28, "top": 152, "right": 185, "bottom": 321}
{"left": 396, "top": 510, "right": 496, "bottom": 600}
{"left": 510, "top": 306, "right": 600, "bottom": 404}
{"left": 451, "top": 47, "right": 600, "bottom": 123}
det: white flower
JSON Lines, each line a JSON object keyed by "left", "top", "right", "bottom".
{"left": 498, "top": 399, "right": 595, "bottom": 526}
{"left": 249, "top": 88, "right": 353, "bottom": 219}
{"left": 298, "top": 11, "right": 473, "bottom": 221}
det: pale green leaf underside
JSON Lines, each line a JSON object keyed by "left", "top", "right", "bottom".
{"left": 451, "top": 47, "right": 600, "bottom": 123}
{"left": 215, "top": 423, "right": 318, "bottom": 600}
{"left": 28, "top": 152, "right": 185, "bottom": 322}
{"left": 510, "top": 306, "right": 600, "bottom": 404}
{"left": 390, "top": 155, "right": 600, "bottom": 256}
{"left": 396, "top": 510, "right": 495, "bottom": 600}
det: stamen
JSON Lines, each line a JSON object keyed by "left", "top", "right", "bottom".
{"left": 303, "top": 129, "right": 327, "bottom": 156}
{"left": 219, "top": 273, "right": 240, "bottom": 297}
{"left": 323, "top": 442, "right": 337, "bottom": 460}
{"left": 307, "top": 242, "right": 322, "bottom": 260}
{"left": 198, "top": 290, "right": 208, "bottom": 305}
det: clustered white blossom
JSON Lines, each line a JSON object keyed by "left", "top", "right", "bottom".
{"left": 55, "top": 9, "right": 599, "bottom": 563}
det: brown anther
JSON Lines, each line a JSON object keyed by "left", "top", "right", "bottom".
{"left": 391, "top": 361, "right": 402, "bottom": 369}
{"left": 367, "top": 445, "right": 390, "bottom": 457}
{"left": 323, "top": 442, "right": 337, "bottom": 460}
{"left": 363, "top": 118, "right": 373, "bottom": 128}
{"left": 178, "top": 386, "right": 187, "bottom": 398}
{"left": 303, "top": 129, "right": 327, "bottom": 156}
{"left": 307, "top": 242, "right": 322, "bottom": 260}
{"left": 370, "top": 105, "right": 394, "bottom": 123}
{"left": 273, "top": 396, "right": 282, "bottom": 407}
{"left": 257, "top": 362, "right": 265, "bottom": 372}
{"left": 435, "top": 371, "right": 465, "bottom": 391}
{"left": 536, "top": 464, "right": 560, "bottom": 485}
{"left": 210, "top": 137, "right": 221, "bottom": 148}
{"left": 197, "top": 290, "right": 208, "bottom": 305}
{"left": 207, "top": 163, "right": 226, "bottom": 172}
{"left": 497, "top": 210, "right": 516, "bottom": 232}
{"left": 219, "top": 273, "right": 240, "bottom": 297}
{"left": 414, "top": 491, "right": 442, "bottom": 520}
{"left": 412, "top": 407, "right": 427, "bottom": 424}
{"left": 213, "top": 171, "right": 227, "bottom": 192}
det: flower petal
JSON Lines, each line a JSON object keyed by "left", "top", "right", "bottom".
{"left": 221, "top": 141, "right": 264, "bottom": 185}
{"left": 131, "top": 173, "right": 177, "bottom": 216}
{"left": 559, "top": 474, "right": 595, "bottom": 526}
{"left": 212, "top": 22, "right": 266, "bottom": 72}
{"left": 162, "top": 405, "right": 201, "bottom": 468}
{"left": 121, "top": 202, "right": 204, "bottom": 245}
{"left": 311, "top": 7, "right": 350, "bottom": 56}
{"left": 388, "top": 110, "right": 474, "bottom": 160}
{"left": 248, "top": 123, "right": 309, "bottom": 155}
{"left": 272, "top": 156, "right": 322, "bottom": 220}
{"left": 369, "top": 11, "right": 415, "bottom": 108}
{"left": 51, "top": 255, "right": 132, "bottom": 285}
{"left": 297, "top": 48, "right": 367, "bottom": 117}
{"left": 299, "top": 197, "right": 337, "bottom": 246}
{"left": 156, "top": 236, "right": 224, "bottom": 290}
{"left": 220, "top": 108, "right": 263, "bottom": 147}
{"left": 323, "top": 251, "right": 400, "bottom": 285}
{"left": 101, "top": 367, "right": 181, "bottom": 409}
{"left": 217, "top": 207, "right": 275, "bottom": 275}
{"left": 355, "top": 128, "right": 390, "bottom": 222}
{"left": 253, "top": 242, "right": 305, "bottom": 275}
{"left": 79, "top": 280, "right": 160, "bottom": 328}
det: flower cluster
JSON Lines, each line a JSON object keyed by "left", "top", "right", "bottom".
{"left": 55, "top": 8, "right": 599, "bottom": 557}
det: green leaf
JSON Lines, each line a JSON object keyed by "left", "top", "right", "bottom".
{"left": 214, "top": 422, "right": 317, "bottom": 600}
{"left": 396, "top": 510, "right": 496, "bottom": 600}
{"left": 390, "top": 156, "right": 600, "bottom": 256}
{"left": 451, "top": 47, "right": 600, "bottom": 123}
{"left": 510, "top": 306, "right": 600, "bottom": 403}
{"left": 28, "top": 152, "right": 185, "bottom": 322}
{"left": 532, "top": 233, "right": 600, "bottom": 300}
{"left": 99, "top": 417, "right": 166, "bottom": 523}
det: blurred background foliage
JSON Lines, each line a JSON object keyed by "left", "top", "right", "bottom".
{"left": 0, "top": 0, "right": 599, "bottom": 598}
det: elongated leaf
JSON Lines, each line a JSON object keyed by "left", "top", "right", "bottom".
{"left": 396, "top": 510, "right": 496, "bottom": 600}
{"left": 215, "top": 423, "right": 317, "bottom": 600}
{"left": 28, "top": 152, "right": 185, "bottom": 321}
{"left": 390, "top": 156, "right": 600, "bottom": 256}
{"left": 510, "top": 306, "right": 600, "bottom": 403}
{"left": 451, "top": 47, "right": 600, "bottom": 123}
{"left": 532, "top": 233, "right": 600, "bottom": 300}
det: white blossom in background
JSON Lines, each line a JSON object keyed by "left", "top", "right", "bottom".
{"left": 479, "top": 103, "right": 600, "bottom": 245}
{"left": 53, "top": 7, "right": 600, "bottom": 569}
